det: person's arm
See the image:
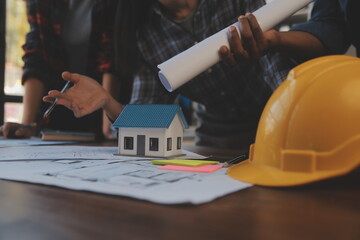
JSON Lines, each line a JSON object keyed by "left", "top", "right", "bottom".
{"left": 270, "top": 30, "right": 326, "bottom": 59}
{"left": 18, "top": 77, "right": 46, "bottom": 137}
{"left": 22, "top": 77, "right": 46, "bottom": 124}
{"left": 219, "top": 13, "right": 326, "bottom": 65}
{"left": 94, "top": 0, "right": 120, "bottom": 138}
{"left": 102, "top": 72, "right": 120, "bottom": 138}
{"left": 2, "top": 0, "right": 55, "bottom": 138}
{"left": 291, "top": 0, "right": 350, "bottom": 56}
{"left": 0, "top": 0, "right": 49, "bottom": 139}
{"left": 0, "top": 78, "right": 45, "bottom": 138}
{"left": 43, "top": 60, "right": 174, "bottom": 122}
{"left": 43, "top": 72, "right": 124, "bottom": 122}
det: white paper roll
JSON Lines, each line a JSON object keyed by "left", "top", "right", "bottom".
{"left": 158, "top": 0, "right": 313, "bottom": 92}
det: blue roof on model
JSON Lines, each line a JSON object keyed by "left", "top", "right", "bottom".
{"left": 112, "top": 104, "right": 189, "bottom": 129}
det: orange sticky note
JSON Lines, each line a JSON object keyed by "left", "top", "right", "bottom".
{"left": 158, "top": 164, "right": 222, "bottom": 173}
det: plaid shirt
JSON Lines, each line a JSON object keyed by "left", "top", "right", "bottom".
{"left": 132, "top": 0, "right": 294, "bottom": 148}
{"left": 22, "top": 0, "right": 116, "bottom": 90}
{"left": 133, "top": 0, "right": 293, "bottom": 115}
{"left": 22, "top": 0, "right": 117, "bottom": 135}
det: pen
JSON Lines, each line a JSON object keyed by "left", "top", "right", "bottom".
{"left": 43, "top": 81, "right": 72, "bottom": 119}
{"left": 223, "top": 152, "right": 249, "bottom": 168}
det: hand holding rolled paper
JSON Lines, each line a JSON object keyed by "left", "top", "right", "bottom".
{"left": 158, "top": 0, "right": 312, "bottom": 92}
{"left": 219, "top": 13, "right": 279, "bottom": 66}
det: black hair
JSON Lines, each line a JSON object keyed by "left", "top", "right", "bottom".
{"left": 114, "top": 0, "right": 156, "bottom": 78}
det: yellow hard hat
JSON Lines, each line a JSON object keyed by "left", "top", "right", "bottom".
{"left": 227, "top": 55, "right": 360, "bottom": 186}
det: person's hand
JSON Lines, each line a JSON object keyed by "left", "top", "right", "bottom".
{"left": 0, "top": 122, "right": 36, "bottom": 139}
{"left": 219, "top": 13, "right": 280, "bottom": 66}
{"left": 43, "top": 72, "right": 111, "bottom": 118}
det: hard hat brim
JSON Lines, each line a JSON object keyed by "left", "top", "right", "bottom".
{"left": 227, "top": 159, "right": 359, "bottom": 187}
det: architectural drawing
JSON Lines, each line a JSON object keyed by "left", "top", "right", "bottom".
{"left": 0, "top": 157, "right": 251, "bottom": 204}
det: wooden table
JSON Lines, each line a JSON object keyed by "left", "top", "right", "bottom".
{"left": 0, "top": 144, "right": 359, "bottom": 240}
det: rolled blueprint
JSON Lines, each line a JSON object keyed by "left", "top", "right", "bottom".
{"left": 158, "top": 0, "right": 313, "bottom": 92}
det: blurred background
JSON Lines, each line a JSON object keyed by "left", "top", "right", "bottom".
{"left": 0, "top": 0, "right": 355, "bottom": 129}
{"left": 2, "top": 0, "right": 28, "bottom": 123}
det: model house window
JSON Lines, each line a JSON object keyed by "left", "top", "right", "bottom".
{"left": 124, "top": 137, "right": 134, "bottom": 150}
{"left": 167, "top": 137, "right": 172, "bottom": 151}
{"left": 149, "top": 138, "right": 159, "bottom": 151}
{"left": 177, "top": 137, "right": 182, "bottom": 149}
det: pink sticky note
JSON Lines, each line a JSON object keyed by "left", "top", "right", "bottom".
{"left": 158, "top": 164, "right": 223, "bottom": 173}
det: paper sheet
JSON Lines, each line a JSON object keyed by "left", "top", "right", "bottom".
{"left": 0, "top": 145, "right": 206, "bottom": 161}
{"left": 0, "top": 156, "right": 251, "bottom": 205}
{"left": 0, "top": 137, "right": 75, "bottom": 148}
{"left": 158, "top": 0, "right": 312, "bottom": 91}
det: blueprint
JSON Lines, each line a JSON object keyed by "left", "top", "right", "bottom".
{"left": 0, "top": 146, "right": 251, "bottom": 204}
{"left": 0, "top": 137, "right": 75, "bottom": 148}
{"left": 0, "top": 145, "right": 205, "bottom": 161}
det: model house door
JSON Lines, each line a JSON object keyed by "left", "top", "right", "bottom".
{"left": 137, "top": 135, "right": 145, "bottom": 156}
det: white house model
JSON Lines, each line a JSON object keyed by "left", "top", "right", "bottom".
{"left": 112, "top": 104, "right": 189, "bottom": 157}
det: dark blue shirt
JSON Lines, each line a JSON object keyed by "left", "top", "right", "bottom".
{"left": 292, "top": 0, "right": 360, "bottom": 56}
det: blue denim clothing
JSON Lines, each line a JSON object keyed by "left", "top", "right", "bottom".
{"left": 292, "top": 0, "right": 360, "bottom": 56}
{"left": 131, "top": 0, "right": 294, "bottom": 149}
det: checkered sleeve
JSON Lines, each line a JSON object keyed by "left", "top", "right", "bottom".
{"left": 130, "top": 65, "right": 177, "bottom": 105}
{"left": 22, "top": 0, "right": 56, "bottom": 88}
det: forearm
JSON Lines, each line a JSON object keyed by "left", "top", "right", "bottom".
{"left": 273, "top": 30, "right": 326, "bottom": 60}
{"left": 101, "top": 73, "right": 121, "bottom": 136}
{"left": 102, "top": 72, "right": 123, "bottom": 122}
{"left": 102, "top": 72, "right": 120, "bottom": 102}
{"left": 22, "top": 78, "right": 46, "bottom": 124}
{"left": 103, "top": 97, "right": 124, "bottom": 123}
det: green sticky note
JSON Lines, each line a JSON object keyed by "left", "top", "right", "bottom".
{"left": 152, "top": 159, "right": 219, "bottom": 167}
{"left": 158, "top": 164, "right": 223, "bottom": 173}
